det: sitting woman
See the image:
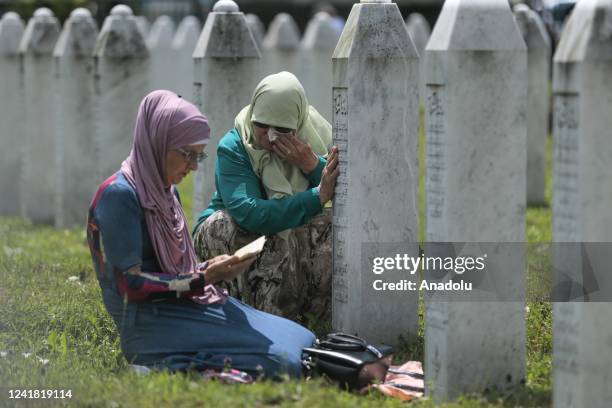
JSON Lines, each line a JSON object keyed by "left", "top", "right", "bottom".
{"left": 87, "top": 90, "right": 314, "bottom": 377}
{"left": 192, "top": 72, "right": 339, "bottom": 323}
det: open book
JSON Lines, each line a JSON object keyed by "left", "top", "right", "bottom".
{"left": 234, "top": 236, "right": 267, "bottom": 261}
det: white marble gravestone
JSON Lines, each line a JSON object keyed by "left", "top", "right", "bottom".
{"left": 134, "top": 16, "right": 149, "bottom": 39}
{"left": 192, "top": 0, "right": 261, "bottom": 220}
{"left": 331, "top": 0, "right": 420, "bottom": 345}
{"left": 554, "top": 303, "right": 612, "bottom": 408}
{"left": 405, "top": 12, "right": 430, "bottom": 54}
{"left": 245, "top": 13, "right": 265, "bottom": 51}
{"left": 406, "top": 12, "right": 430, "bottom": 105}
{"left": 552, "top": 2, "right": 612, "bottom": 407}
{"left": 171, "top": 16, "right": 200, "bottom": 101}
{"left": 423, "top": 0, "right": 527, "bottom": 400}
{"left": 52, "top": 8, "right": 98, "bottom": 227}
{"left": 19, "top": 8, "right": 61, "bottom": 223}
{"left": 514, "top": 4, "right": 551, "bottom": 206}
{"left": 300, "top": 12, "right": 340, "bottom": 121}
{"left": 0, "top": 12, "right": 24, "bottom": 216}
{"left": 262, "top": 13, "right": 300, "bottom": 76}
{"left": 147, "top": 15, "right": 175, "bottom": 91}
{"left": 93, "top": 4, "right": 149, "bottom": 182}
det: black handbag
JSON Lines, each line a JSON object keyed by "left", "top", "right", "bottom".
{"left": 302, "top": 333, "right": 394, "bottom": 391}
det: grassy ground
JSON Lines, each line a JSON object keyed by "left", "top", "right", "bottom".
{"left": 0, "top": 135, "right": 554, "bottom": 406}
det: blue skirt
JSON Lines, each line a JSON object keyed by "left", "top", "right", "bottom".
{"left": 113, "top": 296, "right": 315, "bottom": 378}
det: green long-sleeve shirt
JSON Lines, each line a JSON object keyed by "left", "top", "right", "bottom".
{"left": 194, "top": 129, "right": 326, "bottom": 235}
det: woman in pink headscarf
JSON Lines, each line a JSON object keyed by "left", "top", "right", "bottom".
{"left": 86, "top": 90, "right": 315, "bottom": 377}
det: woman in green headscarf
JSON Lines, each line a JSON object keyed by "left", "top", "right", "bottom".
{"left": 193, "top": 72, "right": 339, "bottom": 323}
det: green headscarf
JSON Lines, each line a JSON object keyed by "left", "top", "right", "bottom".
{"left": 235, "top": 71, "right": 332, "bottom": 199}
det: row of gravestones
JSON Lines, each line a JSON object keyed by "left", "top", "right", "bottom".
{"left": 0, "top": 0, "right": 431, "bottom": 229}
{"left": 1, "top": 0, "right": 609, "bottom": 405}
{"left": 328, "top": 0, "right": 610, "bottom": 406}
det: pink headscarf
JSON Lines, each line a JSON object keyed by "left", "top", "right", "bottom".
{"left": 121, "top": 90, "right": 208, "bottom": 276}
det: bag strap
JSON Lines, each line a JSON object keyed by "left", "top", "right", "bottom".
{"left": 317, "top": 333, "right": 386, "bottom": 359}
{"left": 318, "top": 333, "right": 367, "bottom": 351}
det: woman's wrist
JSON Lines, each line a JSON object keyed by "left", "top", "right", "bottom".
{"left": 201, "top": 269, "right": 217, "bottom": 285}
{"left": 301, "top": 153, "right": 319, "bottom": 174}
{"left": 196, "top": 271, "right": 207, "bottom": 287}
{"left": 317, "top": 185, "right": 328, "bottom": 205}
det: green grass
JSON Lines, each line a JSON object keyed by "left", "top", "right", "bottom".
{"left": 0, "top": 127, "right": 554, "bottom": 406}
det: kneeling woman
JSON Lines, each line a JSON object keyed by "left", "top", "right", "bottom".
{"left": 192, "top": 72, "right": 339, "bottom": 322}
{"left": 87, "top": 90, "right": 314, "bottom": 377}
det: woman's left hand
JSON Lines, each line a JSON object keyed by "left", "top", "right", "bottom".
{"left": 199, "top": 254, "right": 256, "bottom": 284}
{"left": 272, "top": 134, "right": 319, "bottom": 174}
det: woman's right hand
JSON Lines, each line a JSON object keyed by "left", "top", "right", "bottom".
{"left": 200, "top": 254, "right": 256, "bottom": 285}
{"left": 318, "top": 146, "right": 340, "bottom": 205}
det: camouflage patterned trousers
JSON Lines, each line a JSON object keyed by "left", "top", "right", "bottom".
{"left": 193, "top": 209, "right": 332, "bottom": 326}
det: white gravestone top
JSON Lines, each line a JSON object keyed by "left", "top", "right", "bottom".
{"left": 147, "top": 15, "right": 174, "bottom": 49}
{"left": 0, "top": 12, "right": 25, "bottom": 55}
{"left": 405, "top": 13, "right": 431, "bottom": 54}
{"left": 554, "top": 0, "right": 612, "bottom": 63}
{"left": 302, "top": 12, "right": 339, "bottom": 51}
{"left": 53, "top": 8, "right": 97, "bottom": 58}
{"left": 335, "top": 2, "right": 418, "bottom": 59}
{"left": 213, "top": 0, "right": 240, "bottom": 13}
{"left": 33, "top": 8, "right": 53, "bottom": 19}
{"left": 172, "top": 16, "right": 200, "bottom": 50}
{"left": 513, "top": 4, "right": 551, "bottom": 50}
{"left": 193, "top": 7, "right": 259, "bottom": 58}
{"left": 263, "top": 13, "right": 300, "bottom": 51}
{"left": 245, "top": 14, "right": 265, "bottom": 48}
{"left": 134, "top": 16, "right": 149, "bottom": 38}
{"left": 19, "top": 8, "right": 60, "bottom": 55}
{"left": 2, "top": 11, "right": 20, "bottom": 21}
{"left": 111, "top": 4, "right": 133, "bottom": 17}
{"left": 94, "top": 5, "right": 147, "bottom": 58}
{"left": 70, "top": 7, "right": 92, "bottom": 20}
{"left": 427, "top": 0, "right": 526, "bottom": 51}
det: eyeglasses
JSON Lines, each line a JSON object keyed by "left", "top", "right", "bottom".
{"left": 252, "top": 121, "right": 295, "bottom": 135}
{"left": 176, "top": 147, "right": 208, "bottom": 164}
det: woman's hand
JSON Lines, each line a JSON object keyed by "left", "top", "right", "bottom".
{"left": 200, "top": 254, "right": 257, "bottom": 285}
{"left": 318, "top": 146, "right": 340, "bottom": 205}
{"left": 272, "top": 134, "right": 319, "bottom": 174}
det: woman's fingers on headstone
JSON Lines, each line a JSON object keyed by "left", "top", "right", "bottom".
{"left": 329, "top": 146, "right": 339, "bottom": 162}
{"left": 327, "top": 153, "right": 338, "bottom": 170}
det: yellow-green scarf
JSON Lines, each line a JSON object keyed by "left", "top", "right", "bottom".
{"left": 235, "top": 71, "right": 332, "bottom": 199}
